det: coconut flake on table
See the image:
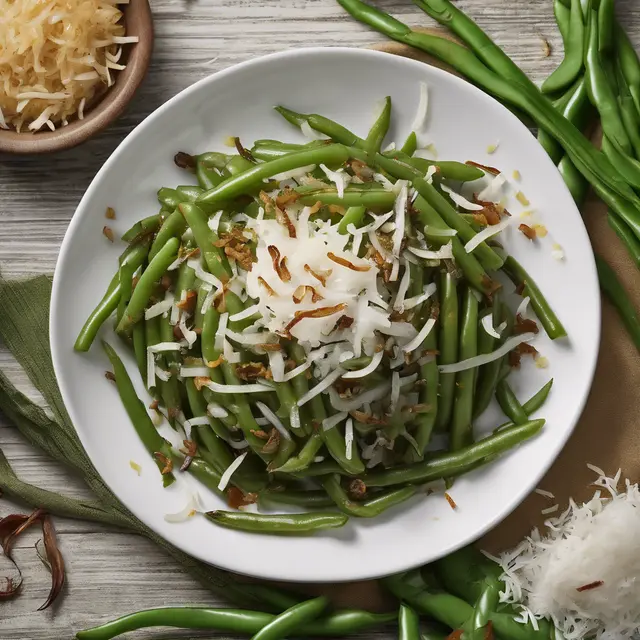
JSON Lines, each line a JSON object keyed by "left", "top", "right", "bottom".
{"left": 493, "top": 466, "right": 640, "bottom": 640}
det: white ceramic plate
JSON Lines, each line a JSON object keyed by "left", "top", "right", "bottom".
{"left": 51, "top": 48, "right": 600, "bottom": 583}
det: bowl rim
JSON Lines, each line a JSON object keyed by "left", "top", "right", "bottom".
{"left": 50, "top": 46, "right": 601, "bottom": 582}
{"left": 0, "top": 0, "right": 152, "bottom": 155}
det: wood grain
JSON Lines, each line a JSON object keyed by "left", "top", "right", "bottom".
{"left": 0, "top": 1, "right": 638, "bottom": 637}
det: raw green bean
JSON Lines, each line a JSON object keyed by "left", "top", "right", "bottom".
{"left": 495, "top": 380, "right": 528, "bottom": 425}
{"left": 115, "top": 237, "right": 180, "bottom": 335}
{"left": 502, "top": 256, "right": 567, "bottom": 340}
{"left": 260, "top": 488, "right": 334, "bottom": 508}
{"left": 601, "top": 135, "right": 640, "bottom": 189}
{"left": 365, "top": 96, "right": 391, "bottom": 158}
{"left": 616, "top": 22, "right": 640, "bottom": 116}
{"left": 322, "top": 474, "right": 417, "bottom": 517}
{"left": 435, "top": 271, "right": 459, "bottom": 432}
{"left": 598, "top": 0, "right": 615, "bottom": 53}
{"left": 121, "top": 214, "right": 163, "bottom": 243}
{"left": 609, "top": 213, "right": 640, "bottom": 268}
{"left": 251, "top": 596, "right": 329, "bottom": 640}
{"left": 198, "top": 145, "right": 350, "bottom": 206}
{"left": 205, "top": 510, "right": 348, "bottom": 534}
{"left": 382, "top": 570, "right": 471, "bottom": 631}
{"left": 400, "top": 131, "right": 418, "bottom": 156}
{"left": 398, "top": 603, "right": 420, "bottom": 640}
{"left": 77, "top": 607, "right": 396, "bottom": 640}
{"left": 451, "top": 286, "right": 478, "bottom": 450}
{"left": 585, "top": 11, "right": 632, "bottom": 155}
{"left": 102, "top": 341, "right": 175, "bottom": 487}
{"left": 595, "top": 254, "right": 640, "bottom": 350}
{"left": 559, "top": 154, "right": 589, "bottom": 205}
{"left": 179, "top": 202, "right": 231, "bottom": 282}
{"left": 541, "top": 0, "right": 584, "bottom": 94}
{"left": 364, "top": 420, "right": 545, "bottom": 487}
{"left": 238, "top": 585, "right": 303, "bottom": 613}
{"left": 74, "top": 240, "right": 150, "bottom": 351}
{"left": 338, "top": 205, "right": 367, "bottom": 234}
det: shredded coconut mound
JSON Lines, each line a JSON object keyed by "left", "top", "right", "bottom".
{"left": 495, "top": 466, "right": 640, "bottom": 640}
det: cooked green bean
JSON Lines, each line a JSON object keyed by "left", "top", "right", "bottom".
{"left": 121, "top": 213, "right": 163, "bottom": 243}
{"left": 197, "top": 145, "right": 350, "bottom": 206}
{"left": 205, "top": 510, "right": 349, "bottom": 534}
{"left": 102, "top": 341, "right": 175, "bottom": 487}
{"left": 502, "top": 256, "right": 567, "bottom": 340}
{"left": 322, "top": 474, "right": 417, "bottom": 517}
{"left": 115, "top": 237, "right": 180, "bottom": 335}
{"left": 451, "top": 286, "right": 478, "bottom": 450}
{"left": 400, "top": 131, "right": 418, "bottom": 156}
{"left": 365, "top": 420, "right": 545, "bottom": 487}
{"left": 609, "top": 213, "right": 640, "bottom": 269}
{"left": 495, "top": 380, "right": 528, "bottom": 425}
{"left": 74, "top": 240, "right": 150, "bottom": 351}
{"left": 435, "top": 271, "right": 459, "bottom": 432}
{"left": 365, "top": 96, "right": 391, "bottom": 158}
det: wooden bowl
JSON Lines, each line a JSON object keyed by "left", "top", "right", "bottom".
{"left": 0, "top": 0, "right": 153, "bottom": 155}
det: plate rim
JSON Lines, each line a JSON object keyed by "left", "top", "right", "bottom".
{"left": 50, "top": 45, "right": 601, "bottom": 582}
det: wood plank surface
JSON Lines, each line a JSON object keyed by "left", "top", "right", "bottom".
{"left": 0, "top": 0, "right": 638, "bottom": 637}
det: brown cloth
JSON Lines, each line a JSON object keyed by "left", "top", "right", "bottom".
{"left": 300, "top": 40, "right": 640, "bottom": 609}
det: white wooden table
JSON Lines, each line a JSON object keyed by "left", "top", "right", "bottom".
{"left": 0, "top": 1, "right": 638, "bottom": 637}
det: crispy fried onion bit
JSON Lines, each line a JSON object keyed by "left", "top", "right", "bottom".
{"left": 327, "top": 251, "right": 370, "bottom": 272}
{"left": 227, "top": 486, "right": 258, "bottom": 509}
{"left": 261, "top": 191, "right": 297, "bottom": 238}
{"left": 214, "top": 227, "right": 254, "bottom": 270}
{"left": 268, "top": 245, "right": 291, "bottom": 282}
{"left": 261, "top": 428, "right": 280, "bottom": 454}
{"left": 236, "top": 362, "right": 272, "bottom": 381}
{"left": 0, "top": 509, "right": 65, "bottom": 610}
{"left": 154, "top": 452, "right": 173, "bottom": 475}
{"left": 292, "top": 285, "right": 323, "bottom": 304}
{"left": 304, "top": 264, "right": 332, "bottom": 286}
{"left": 282, "top": 303, "right": 347, "bottom": 338}
{"left": 179, "top": 439, "right": 198, "bottom": 471}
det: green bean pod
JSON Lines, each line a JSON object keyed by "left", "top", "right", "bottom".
{"left": 102, "top": 341, "right": 175, "bottom": 487}
{"left": 251, "top": 596, "right": 329, "bottom": 640}
{"left": 450, "top": 286, "right": 478, "bottom": 450}
{"left": 364, "top": 420, "right": 545, "bottom": 487}
{"left": 205, "top": 510, "right": 349, "bottom": 534}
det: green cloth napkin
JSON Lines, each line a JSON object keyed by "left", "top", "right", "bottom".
{"left": 0, "top": 274, "right": 255, "bottom": 606}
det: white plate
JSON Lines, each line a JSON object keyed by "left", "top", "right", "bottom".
{"left": 50, "top": 48, "right": 600, "bottom": 583}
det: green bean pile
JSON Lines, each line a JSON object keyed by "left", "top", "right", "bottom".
{"left": 75, "top": 98, "right": 559, "bottom": 535}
